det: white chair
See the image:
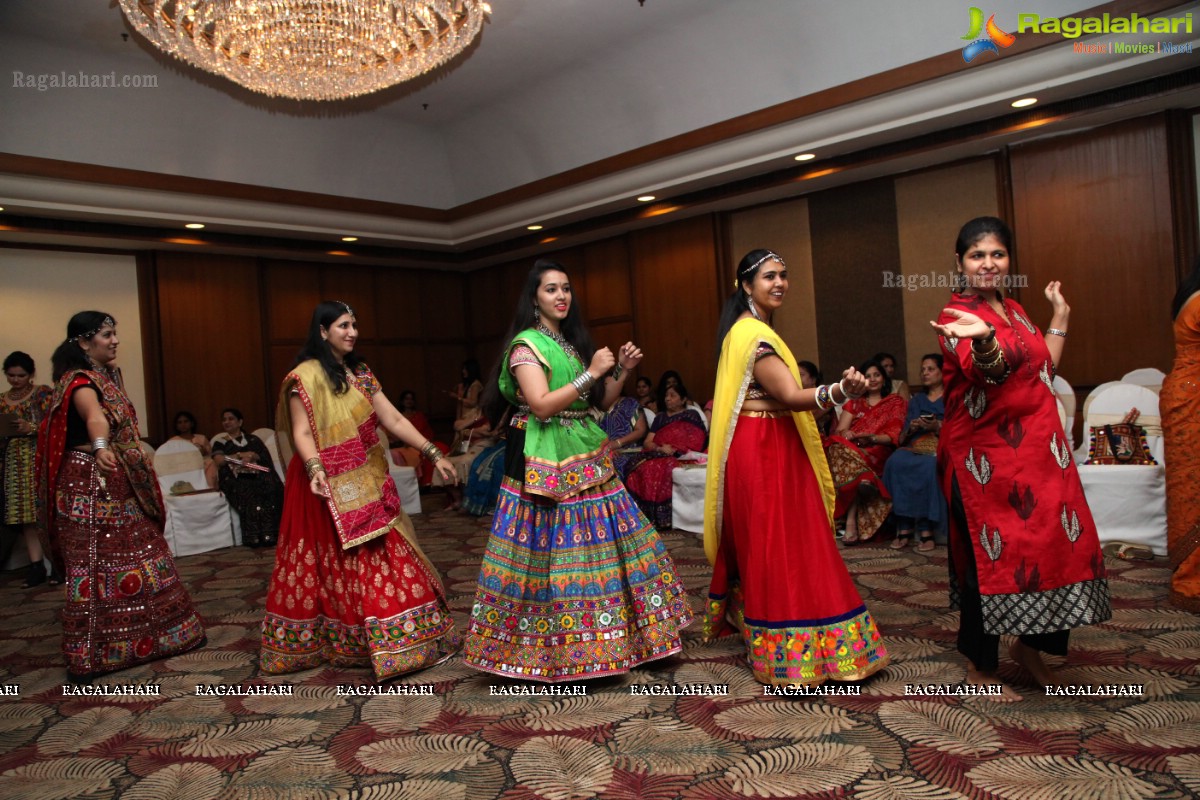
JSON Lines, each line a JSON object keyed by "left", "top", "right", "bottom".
{"left": 253, "top": 427, "right": 287, "bottom": 483}
{"left": 1052, "top": 375, "right": 1076, "bottom": 450}
{"left": 1121, "top": 367, "right": 1166, "bottom": 395}
{"left": 1075, "top": 383, "right": 1166, "bottom": 556}
{"left": 153, "top": 439, "right": 238, "bottom": 556}
{"left": 670, "top": 465, "right": 707, "bottom": 534}
{"left": 388, "top": 465, "right": 423, "bottom": 515}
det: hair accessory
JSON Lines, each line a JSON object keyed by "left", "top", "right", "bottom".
{"left": 304, "top": 457, "right": 325, "bottom": 479}
{"left": 74, "top": 316, "right": 115, "bottom": 342}
{"left": 332, "top": 300, "right": 355, "bottom": 317}
{"left": 739, "top": 251, "right": 785, "bottom": 276}
{"left": 1046, "top": 328, "right": 1067, "bottom": 338}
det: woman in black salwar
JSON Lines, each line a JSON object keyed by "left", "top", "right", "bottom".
{"left": 212, "top": 407, "right": 283, "bottom": 547}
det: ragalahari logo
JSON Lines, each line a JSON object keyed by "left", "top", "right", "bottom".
{"left": 962, "top": 7, "right": 1017, "bottom": 62}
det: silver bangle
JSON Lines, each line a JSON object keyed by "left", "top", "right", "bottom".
{"left": 571, "top": 372, "right": 597, "bottom": 396}
{"left": 1046, "top": 328, "right": 1067, "bottom": 338}
{"left": 92, "top": 437, "right": 109, "bottom": 451}
{"left": 838, "top": 379, "right": 861, "bottom": 400}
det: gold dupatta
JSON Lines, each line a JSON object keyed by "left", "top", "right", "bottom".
{"left": 703, "top": 318, "right": 833, "bottom": 564}
{"left": 276, "top": 360, "right": 403, "bottom": 550}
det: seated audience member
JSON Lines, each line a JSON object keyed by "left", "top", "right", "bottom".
{"left": 882, "top": 354, "right": 946, "bottom": 552}
{"left": 825, "top": 359, "right": 906, "bottom": 544}
{"left": 389, "top": 390, "right": 449, "bottom": 486}
{"left": 624, "top": 382, "right": 707, "bottom": 529}
{"left": 634, "top": 376, "right": 658, "bottom": 415}
{"left": 658, "top": 370, "right": 708, "bottom": 428}
{"left": 171, "top": 410, "right": 217, "bottom": 488}
{"left": 600, "top": 394, "right": 649, "bottom": 476}
{"left": 211, "top": 407, "right": 283, "bottom": 548}
{"left": 461, "top": 420, "right": 508, "bottom": 518}
{"left": 874, "top": 351, "right": 912, "bottom": 402}
{"left": 433, "top": 414, "right": 500, "bottom": 513}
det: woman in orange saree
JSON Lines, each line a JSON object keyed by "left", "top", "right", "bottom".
{"left": 1166, "top": 259, "right": 1200, "bottom": 610}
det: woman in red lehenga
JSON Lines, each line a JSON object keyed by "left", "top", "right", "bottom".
{"left": 932, "top": 217, "right": 1109, "bottom": 699}
{"left": 38, "top": 311, "right": 205, "bottom": 683}
{"left": 704, "top": 249, "right": 888, "bottom": 687}
{"left": 622, "top": 382, "right": 707, "bottom": 530}
{"left": 825, "top": 360, "right": 906, "bottom": 543}
{"left": 260, "top": 301, "right": 461, "bottom": 681}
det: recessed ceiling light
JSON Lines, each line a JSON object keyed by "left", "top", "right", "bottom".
{"left": 341, "top": 236, "right": 358, "bottom": 242}
{"left": 1011, "top": 97, "right": 1038, "bottom": 108}
{"left": 527, "top": 224, "right": 543, "bottom": 231}
{"left": 793, "top": 153, "right": 816, "bottom": 161}
{"left": 0, "top": 207, "right": 5, "bottom": 212}
{"left": 185, "top": 223, "right": 205, "bottom": 229}
{"left": 637, "top": 195, "right": 656, "bottom": 202}
{"left": 540, "top": 236, "right": 558, "bottom": 244}
{"left": 326, "top": 250, "right": 351, "bottom": 256}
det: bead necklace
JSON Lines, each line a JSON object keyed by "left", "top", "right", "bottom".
{"left": 537, "top": 323, "right": 580, "bottom": 363}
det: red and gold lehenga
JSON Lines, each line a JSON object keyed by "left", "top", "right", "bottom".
{"left": 704, "top": 320, "right": 888, "bottom": 687}
{"left": 37, "top": 368, "right": 205, "bottom": 682}
{"left": 825, "top": 394, "right": 906, "bottom": 540}
{"left": 260, "top": 360, "right": 460, "bottom": 681}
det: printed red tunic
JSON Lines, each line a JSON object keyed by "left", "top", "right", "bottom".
{"left": 936, "top": 293, "right": 1110, "bottom": 635}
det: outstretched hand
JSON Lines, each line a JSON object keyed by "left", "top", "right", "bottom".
{"left": 930, "top": 307, "right": 991, "bottom": 340}
{"left": 1044, "top": 281, "right": 1069, "bottom": 316}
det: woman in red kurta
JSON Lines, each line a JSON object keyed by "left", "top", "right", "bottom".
{"left": 932, "top": 217, "right": 1109, "bottom": 699}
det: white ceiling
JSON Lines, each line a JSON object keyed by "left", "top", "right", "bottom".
{"left": 0, "top": 0, "right": 1198, "bottom": 263}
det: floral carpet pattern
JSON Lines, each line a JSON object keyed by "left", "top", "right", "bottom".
{"left": 1, "top": 507, "right": 1199, "bottom": 799}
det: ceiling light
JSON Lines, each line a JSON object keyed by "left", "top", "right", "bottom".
{"left": 327, "top": 250, "right": 351, "bottom": 256}
{"left": 637, "top": 195, "right": 656, "bottom": 202}
{"left": 793, "top": 153, "right": 816, "bottom": 161}
{"left": 0, "top": 207, "right": 5, "bottom": 212}
{"left": 1011, "top": 97, "right": 1038, "bottom": 108}
{"left": 540, "top": 236, "right": 558, "bottom": 244}
{"left": 341, "top": 236, "right": 359, "bottom": 242}
{"left": 117, "top": 1, "right": 490, "bottom": 101}
{"left": 185, "top": 223, "right": 205, "bottom": 229}
{"left": 527, "top": 224, "right": 544, "bottom": 231}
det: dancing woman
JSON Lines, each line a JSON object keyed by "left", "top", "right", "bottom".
{"left": 261, "top": 301, "right": 461, "bottom": 680}
{"left": 38, "top": 312, "right": 204, "bottom": 682}
{"left": 464, "top": 259, "right": 693, "bottom": 681}
{"left": 704, "top": 249, "right": 888, "bottom": 687}
{"left": 931, "top": 217, "right": 1109, "bottom": 698}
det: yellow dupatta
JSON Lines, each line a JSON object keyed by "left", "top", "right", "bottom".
{"left": 703, "top": 318, "right": 834, "bottom": 564}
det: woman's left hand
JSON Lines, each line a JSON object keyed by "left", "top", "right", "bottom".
{"left": 16, "top": 419, "right": 32, "bottom": 435}
{"left": 434, "top": 458, "right": 458, "bottom": 485}
{"left": 1044, "top": 281, "right": 1070, "bottom": 316}
{"left": 618, "top": 342, "right": 643, "bottom": 371}
{"left": 95, "top": 447, "right": 119, "bottom": 475}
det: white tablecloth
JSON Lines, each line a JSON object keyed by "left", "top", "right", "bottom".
{"left": 1076, "top": 464, "right": 1167, "bottom": 556}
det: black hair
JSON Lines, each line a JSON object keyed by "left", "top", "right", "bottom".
{"left": 715, "top": 249, "right": 784, "bottom": 355}
{"left": 656, "top": 370, "right": 684, "bottom": 398}
{"left": 51, "top": 311, "right": 115, "bottom": 381}
{"left": 920, "top": 353, "right": 945, "bottom": 370}
{"left": 399, "top": 389, "right": 416, "bottom": 405}
{"left": 872, "top": 352, "right": 897, "bottom": 368}
{"left": 658, "top": 380, "right": 691, "bottom": 411}
{"left": 1172, "top": 256, "right": 1200, "bottom": 320}
{"left": 797, "top": 360, "right": 822, "bottom": 385}
{"left": 174, "top": 410, "right": 198, "bottom": 433}
{"left": 636, "top": 376, "right": 652, "bottom": 390}
{"left": 295, "top": 301, "right": 365, "bottom": 395}
{"left": 3, "top": 351, "right": 34, "bottom": 375}
{"left": 859, "top": 358, "right": 893, "bottom": 398}
{"left": 481, "top": 259, "right": 600, "bottom": 423}
{"left": 221, "top": 407, "right": 244, "bottom": 422}
{"left": 461, "top": 359, "right": 481, "bottom": 384}
{"left": 955, "top": 216, "right": 1013, "bottom": 257}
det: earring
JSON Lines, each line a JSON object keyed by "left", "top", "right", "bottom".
{"left": 533, "top": 306, "right": 541, "bottom": 321}
{"left": 746, "top": 293, "right": 762, "bottom": 321}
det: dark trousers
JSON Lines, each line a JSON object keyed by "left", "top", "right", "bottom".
{"left": 949, "top": 477, "right": 1068, "bottom": 671}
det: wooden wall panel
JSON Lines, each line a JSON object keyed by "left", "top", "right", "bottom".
{"left": 155, "top": 252, "right": 268, "bottom": 440}
{"left": 263, "top": 260, "right": 320, "bottom": 343}
{"left": 630, "top": 215, "right": 721, "bottom": 401}
{"left": 374, "top": 270, "right": 425, "bottom": 341}
{"left": 809, "top": 179, "right": 907, "bottom": 378}
{"left": 581, "top": 237, "right": 633, "bottom": 323}
{"left": 894, "top": 158, "right": 1000, "bottom": 384}
{"left": 319, "top": 265, "right": 378, "bottom": 340}
{"left": 369, "top": 344, "right": 428, "bottom": 410}
{"left": 424, "top": 343, "right": 472, "bottom": 422}
{"left": 1010, "top": 115, "right": 1176, "bottom": 385}
{"left": 418, "top": 272, "right": 468, "bottom": 341}
{"left": 728, "top": 197, "right": 819, "bottom": 367}
{"left": 267, "top": 345, "right": 297, "bottom": 399}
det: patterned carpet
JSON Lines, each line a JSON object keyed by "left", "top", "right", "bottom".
{"left": 2, "top": 505, "right": 1199, "bottom": 800}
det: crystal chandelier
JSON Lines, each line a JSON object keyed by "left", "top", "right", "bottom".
{"left": 118, "top": 1, "right": 489, "bottom": 101}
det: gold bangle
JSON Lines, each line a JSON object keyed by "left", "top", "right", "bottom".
{"left": 304, "top": 457, "right": 324, "bottom": 479}
{"left": 421, "top": 441, "right": 445, "bottom": 463}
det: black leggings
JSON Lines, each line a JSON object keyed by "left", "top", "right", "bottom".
{"left": 949, "top": 477, "right": 1068, "bottom": 671}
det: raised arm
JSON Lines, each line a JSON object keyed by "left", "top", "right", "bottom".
{"left": 1042, "top": 281, "right": 1070, "bottom": 370}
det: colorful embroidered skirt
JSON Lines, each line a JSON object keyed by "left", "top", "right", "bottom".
{"left": 826, "top": 438, "right": 893, "bottom": 540}
{"left": 3, "top": 436, "right": 38, "bottom": 526}
{"left": 464, "top": 435, "right": 693, "bottom": 681}
{"left": 260, "top": 457, "right": 461, "bottom": 681}
{"left": 705, "top": 416, "right": 888, "bottom": 686}
{"left": 54, "top": 451, "right": 205, "bottom": 680}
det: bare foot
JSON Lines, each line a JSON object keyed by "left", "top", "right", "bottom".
{"left": 1009, "top": 641, "right": 1061, "bottom": 688}
{"left": 966, "top": 662, "right": 1022, "bottom": 702}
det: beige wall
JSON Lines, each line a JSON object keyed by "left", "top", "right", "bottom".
{"left": 0, "top": 249, "right": 146, "bottom": 420}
